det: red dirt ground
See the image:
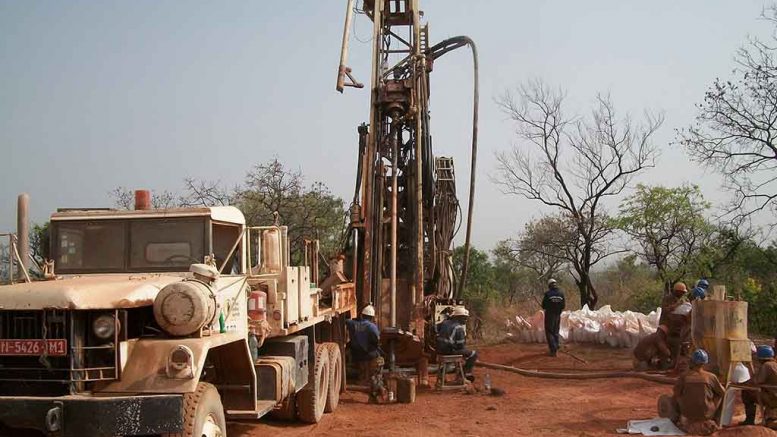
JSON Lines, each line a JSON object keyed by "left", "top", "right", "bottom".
{"left": 229, "top": 342, "right": 776, "bottom": 437}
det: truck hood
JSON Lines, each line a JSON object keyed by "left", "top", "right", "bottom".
{"left": 0, "top": 274, "right": 184, "bottom": 310}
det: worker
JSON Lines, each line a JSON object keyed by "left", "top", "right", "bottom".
{"left": 661, "top": 282, "right": 690, "bottom": 367}
{"left": 436, "top": 307, "right": 477, "bottom": 381}
{"left": 690, "top": 279, "right": 709, "bottom": 301}
{"left": 659, "top": 282, "right": 687, "bottom": 326}
{"left": 633, "top": 324, "right": 671, "bottom": 370}
{"left": 669, "top": 349, "right": 725, "bottom": 435}
{"left": 542, "top": 278, "right": 565, "bottom": 357}
{"left": 346, "top": 304, "right": 382, "bottom": 385}
{"left": 741, "top": 345, "right": 777, "bottom": 427}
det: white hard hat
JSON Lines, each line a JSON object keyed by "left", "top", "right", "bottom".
{"left": 672, "top": 302, "right": 692, "bottom": 316}
{"left": 361, "top": 305, "right": 376, "bottom": 317}
{"left": 452, "top": 307, "right": 469, "bottom": 317}
{"left": 731, "top": 362, "right": 751, "bottom": 384}
{"left": 548, "top": 278, "right": 557, "bottom": 286}
{"left": 190, "top": 263, "right": 219, "bottom": 280}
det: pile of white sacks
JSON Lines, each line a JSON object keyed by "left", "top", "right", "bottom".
{"left": 505, "top": 305, "right": 661, "bottom": 348}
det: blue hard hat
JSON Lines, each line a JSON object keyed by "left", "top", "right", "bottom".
{"left": 691, "top": 349, "right": 709, "bottom": 365}
{"left": 697, "top": 279, "right": 709, "bottom": 289}
{"left": 757, "top": 345, "right": 775, "bottom": 360}
{"left": 692, "top": 287, "right": 706, "bottom": 300}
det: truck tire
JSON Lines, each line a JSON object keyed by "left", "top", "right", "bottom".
{"left": 164, "top": 382, "right": 226, "bottom": 437}
{"left": 297, "top": 344, "right": 330, "bottom": 423}
{"left": 269, "top": 390, "right": 297, "bottom": 421}
{"left": 324, "top": 342, "right": 342, "bottom": 413}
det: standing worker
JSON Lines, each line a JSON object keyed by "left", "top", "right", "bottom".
{"left": 346, "top": 305, "right": 383, "bottom": 386}
{"left": 741, "top": 345, "right": 777, "bottom": 428}
{"left": 542, "top": 278, "right": 566, "bottom": 357}
{"left": 436, "top": 307, "right": 477, "bottom": 381}
{"left": 659, "top": 349, "right": 725, "bottom": 435}
{"left": 691, "top": 279, "right": 709, "bottom": 301}
{"left": 660, "top": 282, "right": 688, "bottom": 326}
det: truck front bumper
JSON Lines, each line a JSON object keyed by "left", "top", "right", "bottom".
{"left": 0, "top": 394, "right": 183, "bottom": 436}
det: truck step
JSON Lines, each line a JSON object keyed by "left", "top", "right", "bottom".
{"left": 226, "top": 400, "right": 276, "bottom": 420}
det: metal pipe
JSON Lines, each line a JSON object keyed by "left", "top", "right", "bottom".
{"left": 336, "top": 0, "right": 356, "bottom": 92}
{"left": 390, "top": 123, "right": 399, "bottom": 328}
{"left": 412, "top": 0, "right": 425, "bottom": 316}
{"left": 17, "top": 193, "right": 30, "bottom": 275}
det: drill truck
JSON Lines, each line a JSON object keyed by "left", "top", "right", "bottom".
{"left": 336, "top": 0, "right": 479, "bottom": 380}
{"left": 0, "top": 192, "right": 355, "bottom": 436}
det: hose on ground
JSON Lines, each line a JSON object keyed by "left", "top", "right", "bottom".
{"left": 477, "top": 361, "right": 677, "bottom": 385}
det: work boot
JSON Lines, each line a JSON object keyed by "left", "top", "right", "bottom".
{"left": 739, "top": 404, "right": 756, "bottom": 426}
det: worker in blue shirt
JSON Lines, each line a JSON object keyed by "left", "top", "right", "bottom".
{"left": 436, "top": 306, "right": 477, "bottom": 381}
{"left": 690, "top": 279, "right": 709, "bottom": 301}
{"left": 346, "top": 305, "right": 382, "bottom": 385}
{"left": 542, "top": 278, "right": 566, "bottom": 357}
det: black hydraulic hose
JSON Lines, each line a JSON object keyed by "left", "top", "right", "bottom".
{"left": 427, "top": 36, "right": 479, "bottom": 300}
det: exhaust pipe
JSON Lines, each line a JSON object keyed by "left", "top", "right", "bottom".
{"left": 134, "top": 189, "right": 151, "bottom": 210}
{"left": 17, "top": 193, "right": 30, "bottom": 273}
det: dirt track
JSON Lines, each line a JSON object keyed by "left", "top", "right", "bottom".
{"left": 229, "top": 342, "right": 773, "bottom": 437}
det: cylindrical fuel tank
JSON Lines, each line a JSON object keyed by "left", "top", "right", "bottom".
{"left": 154, "top": 280, "right": 217, "bottom": 336}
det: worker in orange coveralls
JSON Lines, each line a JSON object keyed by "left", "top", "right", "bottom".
{"left": 659, "top": 349, "right": 724, "bottom": 435}
{"left": 633, "top": 324, "right": 671, "bottom": 370}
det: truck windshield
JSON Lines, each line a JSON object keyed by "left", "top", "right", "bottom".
{"left": 53, "top": 218, "right": 207, "bottom": 273}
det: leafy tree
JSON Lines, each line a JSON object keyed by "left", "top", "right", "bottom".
{"left": 614, "top": 184, "right": 713, "bottom": 292}
{"left": 110, "top": 158, "right": 346, "bottom": 264}
{"left": 452, "top": 246, "right": 495, "bottom": 317}
{"left": 494, "top": 80, "right": 663, "bottom": 308}
{"left": 678, "top": 6, "right": 777, "bottom": 224}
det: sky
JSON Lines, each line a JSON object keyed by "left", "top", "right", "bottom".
{"left": 0, "top": 0, "right": 773, "bottom": 251}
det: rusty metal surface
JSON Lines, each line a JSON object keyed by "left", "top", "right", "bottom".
{"left": 0, "top": 274, "right": 183, "bottom": 310}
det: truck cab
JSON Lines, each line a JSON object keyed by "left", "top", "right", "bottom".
{"left": 0, "top": 202, "right": 355, "bottom": 436}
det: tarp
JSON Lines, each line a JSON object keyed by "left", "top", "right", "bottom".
{"left": 506, "top": 305, "right": 661, "bottom": 348}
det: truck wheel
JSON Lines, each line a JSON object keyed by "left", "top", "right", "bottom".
{"left": 269, "top": 391, "right": 297, "bottom": 421}
{"left": 297, "top": 344, "right": 330, "bottom": 423}
{"left": 165, "top": 382, "right": 226, "bottom": 437}
{"left": 324, "top": 342, "right": 342, "bottom": 413}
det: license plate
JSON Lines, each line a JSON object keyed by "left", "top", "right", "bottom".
{"left": 0, "top": 339, "right": 68, "bottom": 356}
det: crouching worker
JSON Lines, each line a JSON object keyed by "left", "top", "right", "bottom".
{"left": 658, "top": 349, "right": 724, "bottom": 435}
{"left": 436, "top": 307, "right": 477, "bottom": 381}
{"left": 633, "top": 324, "right": 671, "bottom": 370}
{"left": 346, "top": 305, "right": 382, "bottom": 385}
{"left": 742, "top": 345, "right": 777, "bottom": 428}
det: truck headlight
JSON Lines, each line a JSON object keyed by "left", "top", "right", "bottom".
{"left": 93, "top": 314, "right": 116, "bottom": 340}
{"left": 166, "top": 345, "right": 195, "bottom": 379}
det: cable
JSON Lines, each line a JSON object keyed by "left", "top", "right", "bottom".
{"left": 426, "top": 36, "right": 479, "bottom": 300}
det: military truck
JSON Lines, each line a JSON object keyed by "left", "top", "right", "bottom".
{"left": 0, "top": 194, "right": 355, "bottom": 436}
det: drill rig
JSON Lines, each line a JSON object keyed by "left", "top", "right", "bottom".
{"left": 336, "top": 0, "right": 479, "bottom": 378}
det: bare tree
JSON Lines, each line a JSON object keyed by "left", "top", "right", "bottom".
{"left": 178, "top": 178, "right": 234, "bottom": 207}
{"left": 678, "top": 7, "right": 777, "bottom": 224}
{"left": 495, "top": 80, "right": 663, "bottom": 308}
